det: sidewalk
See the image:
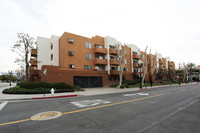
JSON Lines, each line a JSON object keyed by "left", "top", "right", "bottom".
{"left": 0, "top": 83, "right": 183, "bottom": 101}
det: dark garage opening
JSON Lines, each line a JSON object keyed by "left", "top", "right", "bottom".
{"left": 74, "top": 76, "right": 103, "bottom": 88}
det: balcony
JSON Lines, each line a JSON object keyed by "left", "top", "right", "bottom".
{"left": 110, "top": 69, "right": 119, "bottom": 75}
{"left": 94, "top": 58, "right": 107, "bottom": 65}
{"left": 159, "top": 66, "right": 164, "bottom": 70}
{"left": 110, "top": 59, "right": 119, "bottom": 65}
{"left": 94, "top": 47, "right": 107, "bottom": 54}
{"left": 30, "top": 58, "right": 37, "bottom": 66}
{"left": 159, "top": 60, "right": 164, "bottom": 64}
{"left": 133, "top": 71, "right": 139, "bottom": 76}
{"left": 133, "top": 63, "right": 138, "bottom": 68}
{"left": 109, "top": 48, "right": 117, "bottom": 55}
{"left": 133, "top": 54, "right": 141, "bottom": 60}
{"left": 168, "top": 62, "right": 172, "bottom": 67}
{"left": 31, "top": 49, "right": 37, "bottom": 57}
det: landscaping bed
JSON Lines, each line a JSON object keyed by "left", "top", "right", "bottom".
{"left": 2, "top": 82, "right": 82, "bottom": 94}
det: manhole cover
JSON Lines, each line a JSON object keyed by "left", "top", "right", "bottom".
{"left": 31, "top": 111, "right": 62, "bottom": 121}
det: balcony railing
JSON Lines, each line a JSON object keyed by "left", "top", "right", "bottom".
{"left": 30, "top": 58, "right": 37, "bottom": 66}
{"left": 94, "top": 58, "right": 107, "bottom": 65}
{"left": 109, "top": 48, "right": 117, "bottom": 55}
{"left": 133, "top": 63, "right": 138, "bottom": 68}
{"left": 31, "top": 49, "right": 37, "bottom": 57}
{"left": 133, "top": 54, "right": 141, "bottom": 60}
{"left": 159, "top": 60, "right": 164, "bottom": 64}
{"left": 94, "top": 47, "right": 107, "bottom": 54}
{"left": 168, "top": 62, "right": 172, "bottom": 67}
{"left": 110, "top": 59, "right": 119, "bottom": 65}
{"left": 110, "top": 69, "right": 119, "bottom": 75}
{"left": 159, "top": 66, "right": 164, "bottom": 70}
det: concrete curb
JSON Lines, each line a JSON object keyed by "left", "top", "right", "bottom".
{"left": 32, "top": 94, "right": 78, "bottom": 99}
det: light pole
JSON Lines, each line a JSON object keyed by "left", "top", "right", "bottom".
{"left": 8, "top": 70, "right": 12, "bottom": 86}
{"left": 43, "top": 68, "right": 47, "bottom": 96}
{"left": 138, "top": 61, "right": 143, "bottom": 89}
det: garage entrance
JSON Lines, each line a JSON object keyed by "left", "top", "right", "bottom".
{"left": 74, "top": 76, "right": 103, "bottom": 88}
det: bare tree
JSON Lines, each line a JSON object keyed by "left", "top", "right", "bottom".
{"left": 114, "top": 43, "right": 127, "bottom": 88}
{"left": 141, "top": 46, "right": 151, "bottom": 85}
{"left": 11, "top": 33, "right": 35, "bottom": 81}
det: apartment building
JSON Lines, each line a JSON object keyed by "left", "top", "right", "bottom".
{"left": 29, "top": 32, "right": 176, "bottom": 87}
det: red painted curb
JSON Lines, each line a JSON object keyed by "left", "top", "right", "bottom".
{"left": 32, "top": 94, "right": 77, "bottom": 99}
{"left": 141, "top": 88, "right": 147, "bottom": 90}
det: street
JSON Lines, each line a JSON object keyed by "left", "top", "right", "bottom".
{"left": 0, "top": 84, "right": 200, "bottom": 133}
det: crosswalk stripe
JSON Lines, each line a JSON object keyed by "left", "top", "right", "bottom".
{"left": 0, "top": 101, "right": 8, "bottom": 110}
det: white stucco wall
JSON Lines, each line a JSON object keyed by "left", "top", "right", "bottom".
{"left": 165, "top": 57, "right": 171, "bottom": 69}
{"left": 37, "top": 35, "right": 59, "bottom": 70}
{"left": 128, "top": 44, "right": 141, "bottom": 72}
{"left": 49, "top": 35, "right": 59, "bottom": 66}
{"left": 104, "top": 36, "right": 121, "bottom": 74}
{"left": 156, "top": 53, "right": 162, "bottom": 69}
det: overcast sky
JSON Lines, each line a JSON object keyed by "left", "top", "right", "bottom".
{"left": 0, "top": 0, "right": 200, "bottom": 73}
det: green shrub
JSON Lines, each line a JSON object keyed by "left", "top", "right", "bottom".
{"left": 2, "top": 87, "right": 74, "bottom": 94}
{"left": 120, "top": 84, "right": 125, "bottom": 89}
{"left": 73, "top": 86, "right": 84, "bottom": 91}
{"left": 2, "top": 88, "right": 51, "bottom": 94}
{"left": 109, "top": 83, "right": 119, "bottom": 87}
{"left": 19, "top": 82, "right": 73, "bottom": 90}
{"left": 122, "top": 80, "right": 137, "bottom": 85}
{"left": 125, "top": 84, "right": 129, "bottom": 88}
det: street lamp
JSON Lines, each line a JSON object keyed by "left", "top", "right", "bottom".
{"left": 43, "top": 68, "right": 47, "bottom": 96}
{"left": 138, "top": 60, "right": 143, "bottom": 89}
{"left": 8, "top": 70, "right": 12, "bottom": 86}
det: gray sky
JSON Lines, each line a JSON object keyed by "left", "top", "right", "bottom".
{"left": 0, "top": 0, "right": 200, "bottom": 73}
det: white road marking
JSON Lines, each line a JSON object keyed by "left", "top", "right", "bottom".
{"left": 124, "top": 93, "right": 149, "bottom": 96}
{"left": 0, "top": 101, "right": 8, "bottom": 110}
{"left": 31, "top": 111, "right": 62, "bottom": 121}
{"left": 71, "top": 99, "right": 111, "bottom": 107}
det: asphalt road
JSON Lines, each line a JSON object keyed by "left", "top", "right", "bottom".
{"left": 0, "top": 84, "right": 200, "bottom": 133}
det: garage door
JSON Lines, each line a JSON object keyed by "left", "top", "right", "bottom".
{"left": 74, "top": 76, "right": 103, "bottom": 88}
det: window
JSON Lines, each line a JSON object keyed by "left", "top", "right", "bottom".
{"left": 68, "top": 38, "right": 74, "bottom": 43}
{"left": 84, "top": 65, "right": 92, "bottom": 69}
{"left": 153, "top": 57, "right": 156, "bottom": 62}
{"left": 51, "top": 54, "right": 53, "bottom": 61}
{"left": 95, "top": 44, "right": 103, "bottom": 48}
{"left": 86, "top": 54, "right": 92, "bottom": 60}
{"left": 69, "top": 64, "right": 74, "bottom": 69}
{"left": 85, "top": 42, "right": 92, "bottom": 49}
{"left": 68, "top": 51, "right": 74, "bottom": 56}
{"left": 124, "top": 59, "right": 127, "bottom": 64}
{"left": 110, "top": 56, "right": 117, "bottom": 60}
{"left": 141, "top": 55, "right": 144, "bottom": 59}
{"left": 109, "top": 45, "right": 116, "bottom": 50}
{"left": 99, "top": 66, "right": 103, "bottom": 71}
{"left": 108, "top": 76, "right": 112, "bottom": 81}
{"left": 111, "top": 66, "right": 118, "bottom": 70}
{"left": 124, "top": 68, "right": 128, "bottom": 71}
{"left": 50, "top": 44, "right": 53, "bottom": 50}
{"left": 113, "top": 76, "right": 118, "bottom": 81}
{"left": 95, "top": 55, "right": 103, "bottom": 59}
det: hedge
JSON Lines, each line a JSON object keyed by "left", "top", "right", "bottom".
{"left": 122, "top": 80, "right": 137, "bottom": 85}
{"left": 2, "top": 82, "right": 79, "bottom": 94}
{"left": 18, "top": 82, "right": 73, "bottom": 90}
